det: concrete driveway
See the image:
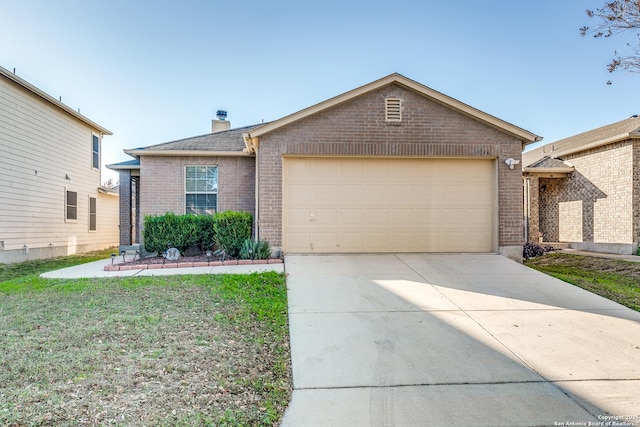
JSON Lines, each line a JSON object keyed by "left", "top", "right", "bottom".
{"left": 281, "top": 254, "right": 640, "bottom": 427}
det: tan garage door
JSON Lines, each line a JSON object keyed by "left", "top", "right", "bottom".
{"left": 283, "top": 157, "right": 495, "bottom": 253}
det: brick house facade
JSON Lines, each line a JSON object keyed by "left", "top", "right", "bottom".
{"left": 110, "top": 74, "right": 539, "bottom": 260}
{"left": 523, "top": 116, "right": 640, "bottom": 255}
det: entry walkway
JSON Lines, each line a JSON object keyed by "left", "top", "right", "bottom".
{"left": 282, "top": 254, "right": 640, "bottom": 426}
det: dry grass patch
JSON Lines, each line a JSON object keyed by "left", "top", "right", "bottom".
{"left": 0, "top": 273, "right": 291, "bottom": 426}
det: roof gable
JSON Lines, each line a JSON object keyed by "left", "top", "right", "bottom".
{"left": 523, "top": 115, "right": 640, "bottom": 167}
{"left": 246, "top": 73, "right": 540, "bottom": 143}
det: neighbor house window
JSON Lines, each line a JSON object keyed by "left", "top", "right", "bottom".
{"left": 66, "top": 190, "right": 78, "bottom": 221}
{"left": 185, "top": 166, "right": 217, "bottom": 215}
{"left": 89, "top": 197, "right": 97, "bottom": 231}
{"left": 92, "top": 135, "right": 100, "bottom": 169}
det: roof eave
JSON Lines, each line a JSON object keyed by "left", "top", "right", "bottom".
{"left": 0, "top": 65, "right": 113, "bottom": 135}
{"left": 523, "top": 166, "right": 574, "bottom": 174}
{"left": 123, "top": 149, "right": 251, "bottom": 157}
{"left": 246, "top": 73, "right": 540, "bottom": 143}
{"left": 106, "top": 163, "right": 141, "bottom": 171}
{"left": 550, "top": 133, "right": 640, "bottom": 158}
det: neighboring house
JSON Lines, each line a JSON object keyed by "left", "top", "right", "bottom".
{"left": 110, "top": 73, "right": 540, "bottom": 261}
{"left": 523, "top": 115, "right": 640, "bottom": 255}
{"left": 0, "top": 65, "right": 118, "bottom": 264}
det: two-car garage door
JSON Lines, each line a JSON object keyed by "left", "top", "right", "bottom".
{"left": 283, "top": 157, "right": 496, "bottom": 253}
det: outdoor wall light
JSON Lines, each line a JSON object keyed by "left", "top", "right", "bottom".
{"left": 505, "top": 158, "right": 520, "bottom": 170}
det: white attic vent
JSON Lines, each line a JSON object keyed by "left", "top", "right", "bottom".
{"left": 385, "top": 98, "right": 402, "bottom": 122}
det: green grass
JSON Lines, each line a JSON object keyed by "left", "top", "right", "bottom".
{"left": 0, "top": 252, "right": 291, "bottom": 426}
{"left": 0, "top": 247, "right": 116, "bottom": 283}
{"left": 525, "top": 252, "right": 640, "bottom": 312}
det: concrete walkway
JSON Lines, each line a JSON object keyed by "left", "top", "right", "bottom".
{"left": 40, "top": 257, "right": 284, "bottom": 278}
{"left": 282, "top": 254, "right": 640, "bottom": 427}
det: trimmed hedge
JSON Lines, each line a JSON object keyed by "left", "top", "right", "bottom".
{"left": 143, "top": 213, "right": 215, "bottom": 254}
{"left": 213, "top": 211, "right": 253, "bottom": 259}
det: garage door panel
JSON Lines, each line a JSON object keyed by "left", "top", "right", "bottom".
{"left": 466, "top": 185, "right": 493, "bottom": 203}
{"left": 362, "top": 161, "right": 387, "bottom": 182}
{"left": 288, "top": 208, "right": 312, "bottom": 227}
{"left": 338, "top": 185, "right": 362, "bottom": 204}
{"left": 288, "top": 232, "right": 312, "bottom": 250}
{"left": 284, "top": 158, "right": 495, "bottom": 253}
{"left": 389, "top": 208, "right": 414, "bottom": 225}
{"left": 339, "top": 232, "right": 363, "bottom": 250}
{"left": 414, "top": 208, "right": 439, "bottom": 226}
{"left": 340, "top": 208, "right": 363, "bottom": 225}
{"left": 313, "top": 232, "right": 338, "bottom": 251}
{"left": 364, "top": 232, "right": 390, "bottom": 250}
{"left": 363, "top": 185, "right": 387, "bottom": 205}
{"left": 314, "top": 208, "right": 337, "bottom": 227}
{"left": 440, "top": 184, "right": 469, "bottom": 204}
{"left": 388, "top": 184, "right": 414, "bottom": 204}
{"left": 438, "top": 208, "right": 469, "bottom": 227}
{"left": 467, "top": 208, "right": 493, "bottom": 228}
{"left": 466, "top": 231, "right": 492, "bottom": 251}
{"left": 363, "top": 208, "right": 388, "bottom": 226}
{"left": 414, "top": 185, "right": 439, "bottom": 204}
{"left": 288, "top": 184, "right": 312, "bottom": 203}
{"left": 313, "top": 184, "right": 337, "bottom": 203}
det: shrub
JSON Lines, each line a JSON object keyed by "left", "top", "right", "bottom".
{"left": 239, "top": 239, "right": 272, "bottom": 260}
{"left": 212, "top": 211, "right": 253, "bottom": 259}
{"left": 143, "top": 213, "right": 215, "bottom": 254}
{"left": 523, "top": 242, "right": 546, "bottom": 260}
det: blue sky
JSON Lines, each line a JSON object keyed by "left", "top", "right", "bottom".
{"left": 2, "top": 0, "right": 637, "bottom": 182}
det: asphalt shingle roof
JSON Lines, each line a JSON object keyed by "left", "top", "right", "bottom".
{"left": 132, "top": 123, "right": 265, "bottom": 153}
{"left": 523, "top": 115, "right": 640, "bottom": 168}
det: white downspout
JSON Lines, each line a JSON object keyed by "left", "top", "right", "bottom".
{"left": 243, "top": 132, "right": 259, "bottom": 241}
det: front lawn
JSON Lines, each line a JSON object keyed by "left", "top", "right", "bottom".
{"left": 525, "top": 252, "right": 640, "bottom": 312}
{"left": 0, "top": 258, "right": 291, "bottom": 426}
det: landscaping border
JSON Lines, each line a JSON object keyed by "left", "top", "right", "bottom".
{"left": 104, "top": 258, "right": 284, "bottom": 271}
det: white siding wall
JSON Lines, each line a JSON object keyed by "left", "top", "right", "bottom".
{"left": 0, "top": 75, "right": 118, "bottom": 263}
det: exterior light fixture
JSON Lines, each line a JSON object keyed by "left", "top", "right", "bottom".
{"left": 505, "top": 158, "right": 520, "bottom": 170}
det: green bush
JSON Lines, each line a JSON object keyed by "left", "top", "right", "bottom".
{"left": 213, "top": 211, "right": 253, "bottom": 259}
{"left": 143, "top": 213, "right": 215, "bottom": 254}
{"left": 239, "top": 239, "right": 271, "bottom": 260}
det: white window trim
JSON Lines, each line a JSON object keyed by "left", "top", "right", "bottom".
{"left": 65, "top": 189, "right": 78, "bottom": 222}
{"left": 184, "top": 165, "right": 218, "bottom": 215}
{"left": 91, "top": 134, "right": 100, "bottom": 171}
{"left": 89, "top": 195, "right": 97, "bottom": 232}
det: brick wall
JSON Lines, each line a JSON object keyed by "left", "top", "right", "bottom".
{"left": 634, "top": 140, "right": 640, "bottom": 244}
{"left": 539, "top": 140, "right": 634, "bottom": 244}
{"left": 140, "top": 155, "right": 255, "bottom": 220}
{"left": 257, "top": 83, "right": 525, "bottom": 251}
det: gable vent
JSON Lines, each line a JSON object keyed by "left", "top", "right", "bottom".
{"left": 385, "top": 98, "right": 402, "bottom": 122}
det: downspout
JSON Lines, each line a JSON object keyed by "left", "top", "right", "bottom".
{"left": 243, "top": 133, "right": 260, "bottom": 240}
{"left": 523, "top": 176, "right": 529, "bottom": 243}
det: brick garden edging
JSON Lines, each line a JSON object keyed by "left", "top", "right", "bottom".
{"left": 104, "top": 258, "right": 284, "bottom": 271}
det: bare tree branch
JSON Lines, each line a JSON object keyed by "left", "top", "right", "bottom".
{"left": 581, "top": 0, "right": 640, "bottom": 73}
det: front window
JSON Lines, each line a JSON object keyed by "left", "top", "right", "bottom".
{"left": 92, "top": 135, "right": 100, "bottom": 169}
{"left": 185, "top": 166, "right": 217, "bottom": 215}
